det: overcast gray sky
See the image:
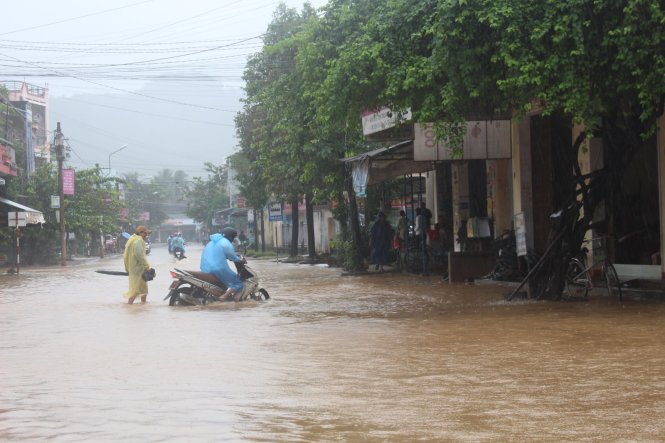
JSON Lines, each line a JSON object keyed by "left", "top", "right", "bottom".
{"left": 1, "top": 0, "right": 327, "bottom": 178}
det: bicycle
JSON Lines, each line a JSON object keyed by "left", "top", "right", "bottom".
{"left": 403, "top": 241, "right": 448, "bottom": 274}
{"left": 565, "top": 236, "right": 622, "bottom": 301}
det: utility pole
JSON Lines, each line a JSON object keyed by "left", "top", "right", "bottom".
{"left": 55, "top": 122, "right": 66, "bottom": 266}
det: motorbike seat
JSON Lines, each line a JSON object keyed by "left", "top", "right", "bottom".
{"left": 186, "top": 270, "right": 225, "bottom": 287}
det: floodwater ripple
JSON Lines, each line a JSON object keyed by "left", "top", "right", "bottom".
{"left": 1, "top": 243, "right": 664, "bottom": 441}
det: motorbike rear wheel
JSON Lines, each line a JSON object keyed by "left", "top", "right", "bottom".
{"left": 170, "top": 287, "right": 194, "bottom": 306}
{"left": 166, "top": 289, "right": 178, "bottom": 306}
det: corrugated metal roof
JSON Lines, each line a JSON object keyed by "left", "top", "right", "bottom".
{"left": 0, "top": 196, "right": 45, "bottom": 224}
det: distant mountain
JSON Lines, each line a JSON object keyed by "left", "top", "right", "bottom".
{"left": 49, "top": 77, "right": 243, "bottom": 179}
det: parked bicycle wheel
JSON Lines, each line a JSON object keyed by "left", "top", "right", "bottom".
{"left": 403, "top": 246, "right": 423, "bottom": 274}
{"left": 426, "top": 246, "right": 448, "bottom": 272}
{"left": 565, "top": 258, "right": 592, "bottom": 299}
{"left": 602, "top": 261, "right": 623, "bottom": 301}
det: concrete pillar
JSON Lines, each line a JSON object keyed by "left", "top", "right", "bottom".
{"left": 512, "top": 117, "right": 534, "bottom": 251}
{"left": 425, "top": 168, "right": 437, "bottom": 223}
{"left": 487, "top": 158, "right": 512, "bottom": 236}
{"left": 452, "top": 162, "right": 469, "bottom": 252}
{"left": 658, "top": 113, "right": 665, "bottom": 279}
{"left": 573, "top": 125, "right": 603, "bottom": 265}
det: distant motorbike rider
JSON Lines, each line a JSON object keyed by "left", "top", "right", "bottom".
{"left": 171, "top": 232, "right": 186, "bottom": 258}
{"left": 200, "top": 228, "right": 246, "bottom": 301}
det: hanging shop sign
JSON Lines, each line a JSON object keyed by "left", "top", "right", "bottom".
{"left": 268, "top": 202, "right": 283, "bottom": 222}
{"left": 414, "top": 121, "right": 512, "bottom": 161}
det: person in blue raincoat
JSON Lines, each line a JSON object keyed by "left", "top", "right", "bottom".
{"left": 171, "top": 232, "right": 186, "bottom": 258}
{"left": 200, "top": 228, "right": 245, "bottom": 301}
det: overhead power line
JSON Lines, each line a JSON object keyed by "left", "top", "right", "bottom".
{"left": 0, "top": 0, "right": 156, "bottom": 37}
{"left": 0, "top": 51, "right": 238, "bottom": 112}
{"left": 61, "top": 97, "right": 236, "bottom": 127}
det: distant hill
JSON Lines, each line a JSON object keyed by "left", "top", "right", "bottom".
{"left": 49, "top": 78, "right": 243, "bottom": 179}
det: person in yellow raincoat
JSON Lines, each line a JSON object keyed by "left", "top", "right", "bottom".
{"left": 123, "top": 226, "right": 154, "bottom": 304}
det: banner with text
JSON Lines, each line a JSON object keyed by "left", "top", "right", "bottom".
{"left": 62, "top": 168, "right": 75, "bottom": 195}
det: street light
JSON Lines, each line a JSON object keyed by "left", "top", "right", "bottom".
{"left": 108, "top": 144, "right": 128, "bottom": 176}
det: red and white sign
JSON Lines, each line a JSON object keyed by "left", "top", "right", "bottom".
{"left": 62, "top": 168, "right": 75, "bottom": 195}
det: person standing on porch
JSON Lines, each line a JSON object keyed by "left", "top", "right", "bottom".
{"left": 396, "top": 210, "right": 409, "bottom": 267}
{"left": 369, "top": 211, "right": 392, "bottom": 272}
{"left": 419, "top": 203, "right": 433, "bottom": 275}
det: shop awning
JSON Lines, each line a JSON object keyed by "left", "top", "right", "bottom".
{"left": 341, "top": 140, "right": 433, "bottom": 196}
{"left": 0, "top": 196, "right": 45, "bottom": 224}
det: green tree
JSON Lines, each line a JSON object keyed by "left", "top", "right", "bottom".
{"left": 238, "top": 2, "right": 360, "bottom": 261}
{"left": 300, "top": 0, "right": 665, "bottom": 295}
{"left": 151, "top": 169, "right": 189, "bottom": 203}
{"left": 65, "top": 166, "right": 124, "bottom": 250}
{"left": 238, "top": 3, "right": 316, "bottom": 258}
{"left": 228, "top": 151, "right": 269, "bottom": 251}
{"left": 185, "top": 162, "right": 229, "bottom": 229}
{"left": 0, "top": 85, "right": 10, "bottom": 141}
{"left": 417, "top": 0, "right": 665, "bottom": 298}
{"left": 122, "top": 172, "right": 168, "bottom": 228}
{"left": 295, "top": 0, "right": 392, "bottom": 269}
{"left": 1, "top": 164, "right": 126, "bottom": 263}
{"left": 2, "top": 163, "right": 59, "bottom": 264}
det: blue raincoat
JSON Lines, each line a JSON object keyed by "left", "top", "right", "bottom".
{"left": 171, "top": 235, "right": 185, "bottom": 255}
{"left": 200, "top": 233, "right": 243, "bottom": 291}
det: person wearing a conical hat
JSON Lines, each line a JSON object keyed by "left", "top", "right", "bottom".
{"left": 123, "top": 225, "right": 153, "bottom": 304}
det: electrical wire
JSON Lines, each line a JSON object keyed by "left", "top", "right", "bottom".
{"left": 1, "top": 52, "right": 238, "bottom": 112}
{"left": 0, "top": 0, "right": 156, "bottom": 37}
{"left": 56, "top": 97, "right": 235, "bottom": 127}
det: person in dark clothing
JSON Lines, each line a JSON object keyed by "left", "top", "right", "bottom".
{"left": 369, "top": 211, "right": 392, "bottom": 272}
{"left": 457, "top": 220, "right": 468, "bottom": 252}
{"left": 420, "top": 202, "right": 432, "bottom": 232}
{"left": 420, "top": 203, "right": 433, "bottom": 275}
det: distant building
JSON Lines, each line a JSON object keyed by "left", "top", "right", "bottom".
{"left": 0, "top": 138, "right": 18, "bottom": 181}
{"left": 1, "top": 81, "right": 50, "bottom": 176}
{"left": 157, "top": 216, "right": 200, "bottom": 243}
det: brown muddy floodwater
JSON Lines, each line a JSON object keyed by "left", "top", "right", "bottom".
{"left": 1, "top": 243, "right": 665, "bottom": 442}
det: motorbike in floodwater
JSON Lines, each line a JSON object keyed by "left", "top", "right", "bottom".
{"left": 173, "top": 246, "right": 185, "bottom": 260}
{"left": 164, "top": 260, "right": 269, "bottom": 306}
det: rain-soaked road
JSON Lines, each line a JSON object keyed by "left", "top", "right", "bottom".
{"left": 1, "top": 242, "right": 665, "bottom": 442}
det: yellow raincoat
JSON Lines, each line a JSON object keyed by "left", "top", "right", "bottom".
{"left": 123, "top": 234, "right": 151, "bottom": 299}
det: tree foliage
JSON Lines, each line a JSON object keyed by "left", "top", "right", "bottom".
{"left": 64, "top": 166, "right": 124, "bottom": 238}
{"left": 238, "top": 3, "right": 349, "bottom": 258}
{"left": 235, "top": 0, "right": 664, "bottom": 278}
{"left": 185, "top": 162, "right": 229, "bottom": 229}
{"left": 1, "top": 164, "right": 125, "bottom": 263}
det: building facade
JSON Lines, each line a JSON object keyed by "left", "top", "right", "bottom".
{"left": 2, "top": 81, "right": 50, "bottom": 176}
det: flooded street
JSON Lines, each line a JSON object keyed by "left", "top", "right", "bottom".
{"left": 2, "top": 243, "right": 665, "bottom": 441}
